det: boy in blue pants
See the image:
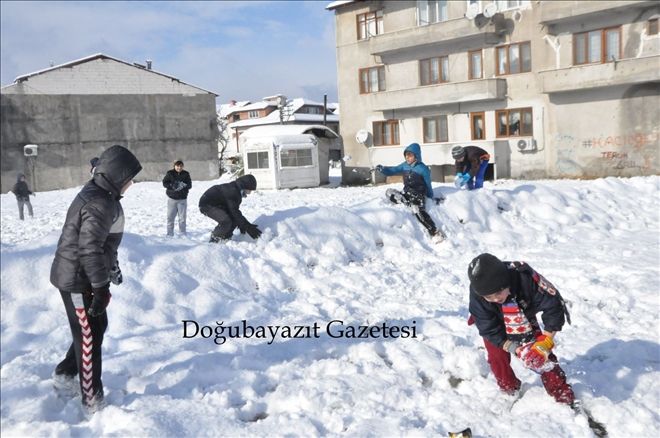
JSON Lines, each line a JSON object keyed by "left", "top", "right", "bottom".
{"left": 452, "top": 145, "right": 490, "bottom": 190}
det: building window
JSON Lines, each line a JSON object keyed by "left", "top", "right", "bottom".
{"left": 423, "top": 115, "right": 448, "bottom": 143}
{"left": 468, "top": 50, "right": 483, "bottom": 79}
{"left": 247, "top": 151, "right": 269, "bottom": 169}
{"left": 281, "top": 148, "right": 313, "bottom": 167}
{"left": 248, "top": 110, "right": 259, "bottom": 119}
{"left": 496, "top": 42, "right": 531, "bottom": 75}
{"left": 373, "top": 120, "right": 400, "bottom": 146}
{"left": 649, "top": 18, "right": 659, "bottom": 35}
{"left": 357, "top": 10, "right": 383, "bottom": 40}
{"left": 495, "top": 108, "right": 533, "bottom": 137}
{"left": 470, "top": 112, "right": 485, "bottom": 140}
{"left": 573, "top": 27, "right": 621, "bottom": 65}
{"left": 419, "top": 56, "right": 449, "bottom": 85}
{"left": 417, "top": 0, "right": 448, "bottom": 25}
{"left": 359, "top": 66, "right": 386, "bottom": 93}
{"left": 495, "top": 0, "right": 527, "bottom": 11}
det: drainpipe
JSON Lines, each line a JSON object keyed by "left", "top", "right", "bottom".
{"left": 323, "top": 94, "right": 327, "bottom": 126}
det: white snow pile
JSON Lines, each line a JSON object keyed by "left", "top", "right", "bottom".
{"left": 1, "top": 175, "right": 659, "bottom": 437}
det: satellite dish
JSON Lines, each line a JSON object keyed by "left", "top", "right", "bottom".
{"left": 483, "top": 3, "right": 498, "bottom": 18}
{"left": 474, "top": 13, "right": 489, "bottom": 28}
{"left": 465, "top": 3, "right": 480, "bottom": 20}
{"left": 355, "top": 129, "right": 369, "bottom": 145}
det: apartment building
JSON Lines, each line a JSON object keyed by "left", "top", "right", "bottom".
{"left": 327, "top": 0, "right": 659, "bottom": 184}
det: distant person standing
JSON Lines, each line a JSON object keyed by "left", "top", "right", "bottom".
{"left": 12, "top": 173, "right": 34, "bottom": 220}
{"left": 162, "top": 160, "right": 191, "bottom": 237}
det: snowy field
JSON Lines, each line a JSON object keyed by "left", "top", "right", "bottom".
{"left": 1, "top": 173, "right": 659, "bottom": 437}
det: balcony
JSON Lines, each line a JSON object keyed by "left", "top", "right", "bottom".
{"left": 539, "top": 56, "right": 660, "bottom": 94}
{"left": 369, "top": 17, "right": 503, "bottom": 60}
{"left": 370, "top": 78, "right": 507, "bottom": 111}
{"left": 539, "top": 1, "right": 655, "bottom": 26}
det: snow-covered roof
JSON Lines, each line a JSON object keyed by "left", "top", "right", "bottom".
{"left": 217, "top": 101, "right": 250, "bottom": 117}
{"left": 7, "top": 53, "right": 217, "bottom": 95}
{"left": 241, "top": 124, "right": 339, "bottom": 139}
{"left": 223, "top": 100, "right": 277, "bottom": 116}
{"left": 326, "top": 0, "right": 357, "bottom": 11}
{"left": 226, "top": 97, "right": 339, "bottom": 129}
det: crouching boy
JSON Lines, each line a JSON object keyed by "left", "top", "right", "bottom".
{"left": 467, "top": 253, "right": 575, "bottom": 405}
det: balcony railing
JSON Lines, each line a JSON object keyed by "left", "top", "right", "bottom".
{"left": 539, "top": 56, "right": 660, "bottom": 93}
{"left": 370, "top": 78, "right": 507, "bottom": 111}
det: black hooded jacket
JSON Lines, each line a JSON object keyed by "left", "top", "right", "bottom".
{"left": 50, "top": 145, "right": 142, "bottom": 293}
{"left": 198, "top": 175, "right": 256, "bottom": 232}
{"left": 12, "top": 174, "right": 33, "bottom": 200}
{"left": 468, "top": 261, "right": 569, "bottom": 348}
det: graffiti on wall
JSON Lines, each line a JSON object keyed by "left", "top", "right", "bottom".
{"left": 554, "top": 131, "right": 658, "bottom": 174}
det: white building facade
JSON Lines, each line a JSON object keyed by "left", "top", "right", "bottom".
{"left": 327, "top": 0, "right": 660, "bottom": 184}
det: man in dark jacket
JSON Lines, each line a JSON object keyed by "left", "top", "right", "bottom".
{"left": 452, "top": 145, "right": 490, "bottom": 190}
{"left": 199, "top": 174, "right": 261, "bottom": 243}
{"left": 162, "top": 160, "right": 191, "bottom": 236}
{"left": 12, "top": 173, "right": 34, "bottom": 220}
{"left": 50, "top": 145, "right": 142, "bottom": 411}
{"left": 375, "top": 143, "right": 443, "bottom": 241}
{"left": 467, "top": 253, "right": 575, "bottom": 405}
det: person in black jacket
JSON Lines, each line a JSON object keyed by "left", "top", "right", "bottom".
{"left": 12, "top": 173, "right": 34, "bottom": 220}
{"left": 467, "top": 253, "right": 575, "bottom": 405}
{"left": 162, "top": 160, "right": 191, "bottom": 236}
{"left": 452, "top": 145, "right": 490, "bottom": 190}
{"left": 50, "top": 145, "right": 142, "bottom": 411}
{"left": 199, "top": 174, "right": 261, "bottom": 243}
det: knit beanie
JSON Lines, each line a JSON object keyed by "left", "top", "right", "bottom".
{"left": 467, "top": 253, "right": 510, "bottom": 296}
{"left": 237, "top": 174, "right": 257, "bottom": 191}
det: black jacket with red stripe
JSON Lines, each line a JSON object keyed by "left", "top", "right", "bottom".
{"left": 468, "top": 261, "right": 569, "bottom": 349}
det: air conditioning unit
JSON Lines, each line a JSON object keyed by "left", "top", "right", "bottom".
{"left": 517, "top": 138, "right": 536, "bottom": 152}
{"left": 24, "top": 144, "right": 38, "bottom": 156}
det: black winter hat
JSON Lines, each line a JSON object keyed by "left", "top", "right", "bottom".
{"left": 237, "top": 174, "right": 257, "bottom": 191}
{"left": 467, "top": 253, "right": 510, "bottom": 296}
{"left": 451, "top": 146, "right": 465, "bottom": 160}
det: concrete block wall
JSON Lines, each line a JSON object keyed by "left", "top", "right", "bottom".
{"left": 0, "top": 93, "right": 219, "bottom": 193}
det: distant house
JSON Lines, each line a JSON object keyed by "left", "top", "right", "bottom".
{"left": 218, "top": 95, "right": 340, "bottom": 160}
{"left": 0, "top": 53, "right": 219, "bottom": 193}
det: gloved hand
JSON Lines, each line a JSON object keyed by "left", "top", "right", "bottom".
{"left": 174, "top": 181, "right": 188, "bottom": 191}
{"left": 454, "top": 173, "right": 465, "bottom": 188}
{"left": 375, "top": 165, "right": 384, "bottom": 173}
{"left": 88, "top": 285, "right": 112, "bottom": 317}
{"left": 109, "top": 262, "right": 123, "bottom": 285}
{"left": 517, "top": 335, "right": 555, "bottom": 373}
{"left": 245, "top": 223, "right": 262, "bottom": 239}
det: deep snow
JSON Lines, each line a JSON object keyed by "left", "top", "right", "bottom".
{"left": 1, "top": 173, "right": 659, "bottom": 437}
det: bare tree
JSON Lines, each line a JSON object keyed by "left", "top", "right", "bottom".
{"left": 216, "top": 113, "right": 230, "bottom": 175}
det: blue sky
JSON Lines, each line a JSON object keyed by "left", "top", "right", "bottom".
{"left": 0, "top": 1, "right": 338, "bottom": 103}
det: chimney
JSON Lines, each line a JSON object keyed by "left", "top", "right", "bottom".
{"left": 146, "top": 60, "right": 152, "bottom": 70}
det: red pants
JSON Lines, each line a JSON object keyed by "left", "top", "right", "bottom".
{"left": 483, "top": 337, "right": 575, "bottom": 404}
